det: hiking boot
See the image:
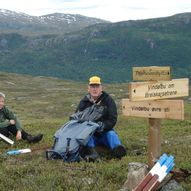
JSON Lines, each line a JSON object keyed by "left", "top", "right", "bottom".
{"left": 84, "top": 148, "right": 100, "bottom": 162}
{"left": 112, "top": 145, "right": 127, "bottom": 159}
{"left": 27, "top": 134, "right": 43, "bottom": 143}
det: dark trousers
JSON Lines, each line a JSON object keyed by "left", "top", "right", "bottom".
{"left": 0, "top": 125, "right": 29, "bottom": 140}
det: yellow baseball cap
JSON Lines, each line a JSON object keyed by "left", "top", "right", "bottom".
{"left": 89, "top": 76, "right": 101, "bottom": 85}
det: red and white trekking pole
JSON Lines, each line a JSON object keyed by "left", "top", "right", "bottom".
{"left": 134, "top": 153, "right": 168, "bottom": 191}
{"left": 143, "top": 156, "right": 174, "bottom": 191}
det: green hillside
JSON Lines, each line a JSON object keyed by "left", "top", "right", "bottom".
{"left": 0, "top": 13, "right": 191, "bottom": 83}
{"left": 0, "top": 72, "right": 190, "bottom": 190}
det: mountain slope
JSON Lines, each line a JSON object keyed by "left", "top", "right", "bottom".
{"left": 0, "top": 12, "right": 191, "bottom": 82}
{"left": 0, "top": 9, "right": 109, "bottom": 35}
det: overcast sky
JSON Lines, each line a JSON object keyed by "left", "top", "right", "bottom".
{"left": 1, "top": 0, "right": 191, "bottom": 22}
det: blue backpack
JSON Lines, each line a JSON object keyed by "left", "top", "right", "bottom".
{"left": 46, "top": 104, "right": 104, "bottom": 162}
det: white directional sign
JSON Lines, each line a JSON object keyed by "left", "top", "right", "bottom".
{"left": 129, "top": 78, "right": 189, "bottom": 101}
{"left": 133, "top": 66, "right": 171, "bottom": 81}
{"left": 122, "top": 99, "right": 184, "bottom": 120}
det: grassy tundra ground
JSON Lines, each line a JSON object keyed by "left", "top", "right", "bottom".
{"left": 0, "top": 72, "right": 190, "bottom": 191}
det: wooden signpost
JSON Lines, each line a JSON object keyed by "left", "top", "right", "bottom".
{"left": 122, "top": 99, "right": 184, "bottom": 120}
{"left": 129, "top": 78, "right": 189, "bottom": 101}
{"left": 122, "top": 66, "right": 189, "bottom": 168}
{"left": 133, "top": 66, "right": 171, "bottom": 81}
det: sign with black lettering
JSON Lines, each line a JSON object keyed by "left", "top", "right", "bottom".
{"left": 133, "top": 66, "right": 171, "bottom": 81}
{"left": 122, "top": 99, "right": 184, "bottom": 120}
{"left": 129, "top": 78, "right": 189, "bottom": 101}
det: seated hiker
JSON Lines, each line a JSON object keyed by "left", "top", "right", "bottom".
{"left": 0, "top": 92, "right": 43, "bottom": 143}
{"left": 74, "top": 76, "right": 126, "bottom": 161}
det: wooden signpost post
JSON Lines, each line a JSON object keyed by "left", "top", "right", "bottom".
{"left": 122, "top": 66, "right": 189, "bottom": 168}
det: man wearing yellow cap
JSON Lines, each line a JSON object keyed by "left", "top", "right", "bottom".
{"left": 75, "top": 76, "right": 126, "bottom": 160}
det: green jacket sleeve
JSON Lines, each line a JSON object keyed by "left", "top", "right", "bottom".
{"left": 0, "top": 120, "right": 11, "bottom": 128}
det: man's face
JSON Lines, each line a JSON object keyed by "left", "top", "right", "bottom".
{"left": 88, "top": 84, "right": 102, "bottom": 99}
{"left": 0, "top": 97, "right": 5, "bottom": 109}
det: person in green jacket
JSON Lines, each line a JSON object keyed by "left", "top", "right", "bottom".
{"left": 0, "top": 92, "right": 43, "bottom": 143}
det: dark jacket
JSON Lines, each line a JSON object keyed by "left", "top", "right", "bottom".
{"left": 76, "top": 91, "right": 117, "bottom": 133}
{"left": 0, "top": 106, "right": 21, "bottom": 130}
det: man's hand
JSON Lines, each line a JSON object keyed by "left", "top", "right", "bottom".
{"left": 94, "top": 122, "right": 105, "bottom": 137}
{"left": 16, "top": 131, "right": 22, "bottom": 140}
{"left": 9, "top": 119, "right": 16, "bottom": 125}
